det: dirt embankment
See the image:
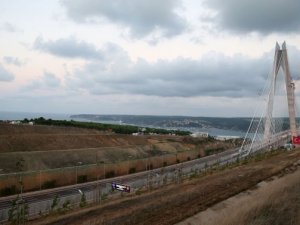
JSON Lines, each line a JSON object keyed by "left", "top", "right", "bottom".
{"left": 178, "top": 165, "right": 300, "bottom": 225}
{"left": 0, "top": 124, "right": 236, "bottom": 172}
{"left": 0, "top": 123, "right": 150, "bottom": 152}
{"left": 29, "top": 150, "right": 300, "bottom": 225}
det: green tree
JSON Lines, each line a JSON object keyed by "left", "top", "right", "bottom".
{"left": 16, "top": 158, "right": 25, "bottom": 195}
{"left": 50, "top": 195, "right": 60, "bottom": 213}
{"left": 8, "top": 195, "right": 28, "bottom": 225}
{"left": 61, "top": 199, "right": 72, "bottom": 212}
{"left": 79, "top": 193, "right": 87, "bottom": 208}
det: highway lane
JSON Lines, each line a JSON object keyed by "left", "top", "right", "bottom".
{"left": 0, "top": 147, "right": 240, "bottom": 221}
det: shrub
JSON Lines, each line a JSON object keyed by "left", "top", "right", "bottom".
{"left": 61, "top": 199, "right": 72, "bottom": 212}
{"left": 8, "top": 196, "right": 28, "bottom": 224}
{"left": 147, "top": 164, "right": 153, "bottom": 170}
{"left": 42, "top": 180, "right": 56, "bottom": 189}
{"left": 0, "top": 185, "right": 16, "bottom": 196}
{"left": 79, "top": 193, "right": 87, "bottom": 208}
{"left": 77, "top": 175, "right": 87, "bottom": 183}
{"left": 105, "top": 171, "right": 115, "bottom": 178}
{"left": 50, "top": 195, "right": 60, "bottom": 212}
{"left": 129, "top": 167, "right": 136, "bottom": 174}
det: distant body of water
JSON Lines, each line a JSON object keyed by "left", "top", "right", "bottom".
{"left": 0, "top": 111, "right": 246, "bottom": 137}
{"left": 76, "top": 118, "right": 246, "bottom": 137}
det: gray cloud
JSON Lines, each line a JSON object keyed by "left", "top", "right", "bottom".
{"left": 3, "top": 56, "right": 22, "bottom": 66}
{"left": 67, "top": 45, "right": 300, "bottom": 98}
{"left": 0, "top": 22, "right": 19, "bottom": 33}
{"left": 0, "top": 64, "right": 14, "bottom": 81}
{"left": 204, "top": 0, "right": 300, "bottom": 34}
{"left": 34, "top": 37, "right": 103, "bottom": 60}
{"left": 61, "top": 0, "right": 187, "bottom": 38}
{"left": 43, "top": 72, "right": 61, "bottom": 88}
{"left": 23, "top": 72, "right": 61, "bottom": 91}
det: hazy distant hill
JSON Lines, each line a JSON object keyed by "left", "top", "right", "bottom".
{"left": 70, "top": 114, "right": 254, "bottom": 131}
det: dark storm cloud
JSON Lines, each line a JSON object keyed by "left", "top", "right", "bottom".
{"left": 67, "top": 45, "right": 300, "bottom": 98}
{"left": 61, "top": 0, "right": 187, "bottom": 37}
{"left": 204, "top": 0, "right": 300, "bottom": 34}
{"left": 0, "top": 64, "right": 14, "bottom": 81}
{"left": 34, "top": 37, "right": 103, "bottom": 60}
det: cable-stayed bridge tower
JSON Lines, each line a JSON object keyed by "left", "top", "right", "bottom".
{"left": 240, "top": 42, "right": 298, "bottom": 156}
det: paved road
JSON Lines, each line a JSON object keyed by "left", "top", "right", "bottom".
{"left": 0, "top": 147, "right": 240, "bottom": 221}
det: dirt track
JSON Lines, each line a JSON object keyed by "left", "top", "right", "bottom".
{"left": 29, "top": 150, "right": 300, "bottom": 225}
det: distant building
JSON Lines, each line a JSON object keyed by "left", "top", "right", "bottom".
{"left": 190, "top": 132, "right": 209, "bottom": 138}
{"left": 28, "top": 121, "right": 34, "bottom": 125}
{"left": 215, "top": 136, "right": 240, "bottom": 141}
{"left": 132, "top": 132, "right": 144, "bottom": 136}
{"left": 10, "top": 121, "right": 21, "bottom": 125}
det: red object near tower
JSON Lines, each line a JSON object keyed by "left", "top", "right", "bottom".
{"left": 292, "top": 136, "right": 300, "bottom": 144}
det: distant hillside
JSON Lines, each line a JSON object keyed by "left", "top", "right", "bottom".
{"left": 70, "top": 114, "right": 254, "bottom": 131}
{"left": 70, "top": 115, "right": 297, "bottom": 132}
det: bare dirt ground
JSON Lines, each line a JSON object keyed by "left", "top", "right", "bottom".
{"left": 177, "top": 159, "right": 300, "bottom": 225}
{"left": 28, "top": 150, "right": 300, "bottom": 225}
{"left": 0, "top": 124, "right": 235, "bottom": 172}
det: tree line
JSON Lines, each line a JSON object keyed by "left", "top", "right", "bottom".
{"left": 22, "top": 117, "right": 191, "bottom": 136}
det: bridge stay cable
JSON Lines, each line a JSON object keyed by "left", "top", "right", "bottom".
{"left": 240, "top": 42, "right": 298, "bottom": 156}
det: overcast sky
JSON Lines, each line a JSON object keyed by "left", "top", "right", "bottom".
{"left": 1, "top": 0, "right": 300, "bottom": 117}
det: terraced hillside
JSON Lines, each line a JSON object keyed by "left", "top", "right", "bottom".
{"left": 0, "top": 123, "right": 240, "bottom": 173}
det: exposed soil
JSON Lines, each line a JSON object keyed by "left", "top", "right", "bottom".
{"left": 177, "top": 165, "right": 300, "bottom": 225}
{"left": 28, "top": 150, "right": 300, "bottom": 225}
{"left": 0, "top": 124, "right": 235, "bottom": 172}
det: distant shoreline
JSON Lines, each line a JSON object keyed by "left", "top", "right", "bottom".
{"left": 0, "top": 111, "right": 258, "bottom": 137}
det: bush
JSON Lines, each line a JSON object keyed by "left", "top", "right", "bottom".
{"left": 42, "top": 180, "right": 56, "bottom": 189}
{"left": 0, "top": 185, "right": 17, "bottom": 196}
{"left": 79, "top": 193, "right": 87, "bottom": 208}
{"left": 8, "top": 196, "right": 29, "bottom": 224}
{"left": 105, "top": 171, "right": 115, "bottom": 178}
{"left": 204, "top": 147, "right": 225, "bottom": 156}
{"left": 61, "top": 199, "right": 72, "bottom": 212}
{"left": 77, "top": 175, "right": 87, "bottom": 183}
{"left": 50, "top": 195, "right": 60, "bottom": 212}
{"left": 129, "top": 167, "right": 136, "bottom": 174}
{"left": 147, "top": 164, "right": 153, "bottom": 170}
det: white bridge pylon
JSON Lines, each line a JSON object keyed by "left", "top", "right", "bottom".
{"left": 240, "top": 42, "right": 298, "bottom": 156}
